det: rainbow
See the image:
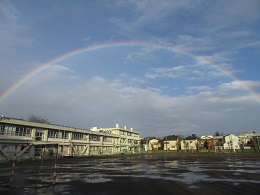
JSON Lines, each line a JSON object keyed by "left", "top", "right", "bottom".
{"left": 0, "top": 41, "right": 259, "bottom": 104}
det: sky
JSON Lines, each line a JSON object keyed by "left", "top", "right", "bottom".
{"left": 0, "top": 0, "right": 260, "bottom": 137}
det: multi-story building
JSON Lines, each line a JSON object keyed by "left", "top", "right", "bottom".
{"left": 0, "top": 117, "right": 141, "bottom": 162}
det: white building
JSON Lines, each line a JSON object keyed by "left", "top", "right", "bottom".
{"left": 181, "top": 136, "right": 197, "bottom": 151}
{"left": 163, "top": 136, "right": 180, "bottom": 151}
{"left": 223, "top": 134, "right": 239, "bottom": 150}
{"left": 0, "top": 117, "right": 141, "bottom": 162}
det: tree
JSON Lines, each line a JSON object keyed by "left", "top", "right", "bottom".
{"left": 215, "top": 131, "right": 220, "bottom": 136}
{"left": 27, "top": 114, "right": 50, "bottom": 124}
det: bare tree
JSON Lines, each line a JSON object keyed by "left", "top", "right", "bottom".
{"left": 27, "top": 114, "right": 50, "bottom": 124}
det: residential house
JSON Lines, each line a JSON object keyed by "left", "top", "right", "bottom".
{"left": 198, "top": 135, "right": 214, "bottom": 150}
{"left": 181, "top": 135, "right": 197, "bottom": 152}
{"left": 223, "top": 134, "right": 239, "bottom": 150}
{"left": 163, "top": 136, "right": 180, "bottom": 151}
{"left": 149, "top": 138, "right": 161, "bottom": 151}
{"left": 212, "top": 136, "right": 224, "bottom": 146}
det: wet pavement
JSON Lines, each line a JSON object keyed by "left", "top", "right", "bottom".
{"left": 0, "top": 153, "right": 260, "bottom": 194}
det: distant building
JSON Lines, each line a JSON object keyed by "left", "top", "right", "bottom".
{"left": 224, "top": 134, "right": 239, "bottom": 150}
{"left": 0, "top": 117, "right": 141, "bottom": 162}
{"left": 163, "top": 136, "right": 180, "bottom": 151}
{"left": 212, "top": 136, "right": 224, "bottom": 146}
{"left": 181, "top": 136, "right": 197, "bottom": 151}
{"left": 198, "top": 135, "right": 214, "bottom": 150}
{"left": 150, "top": 139, "right": 161, "bottom": 151}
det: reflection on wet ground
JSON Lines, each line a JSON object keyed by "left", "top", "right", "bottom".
{"left": 1, "top": 153, "right": 260, "bottom": 194}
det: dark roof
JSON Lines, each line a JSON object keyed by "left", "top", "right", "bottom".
{"left": 166, "top": 135, "right": 179, "bottom": 140}
{"left": 185, "top": 136, "right": 197, "bottom": 140}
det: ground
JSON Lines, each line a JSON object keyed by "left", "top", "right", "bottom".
{"left": 0, "top": 152, "right": 260, "bottom": 195}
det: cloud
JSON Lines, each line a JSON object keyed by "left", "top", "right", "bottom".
{"left": 0, "top": 0, "right": 27, "bottom": 47}
{"left": 2, "top": 64, "right": 259, "bottom": 137}
{"left": 110, "top": 0, "right": 204, "bottom": 39}
{"left": 23, "top": 64, "right": 77, "bottom": 88}
{"left": 126, "top": 46, "right": 158, "bottom": 61}
{"left": 0, "top": 0, "right": 19, "bottom": 23}
{"left": 173, "top": 35, "right": 213, "bottom": 53}
{"left": 240, "top": 80, "right": 260, "bottom": 92}
{"left": 186, "top": 86, "right": 212, "bottom": 94}
{"left": 0, "top": 0, "right": 259, "bottom": 138}
{"left": 206, "top": 0, "right": 260, "bottom": 26}
{"left": 144, "top": 63, "right": 226, "bottom": 81}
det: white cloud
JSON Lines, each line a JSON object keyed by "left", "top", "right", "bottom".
{"left": 144, "top": 64, "right": 225, "bottom": 81}
{"left": 239, "top": 80, "right": 260, "bottom": 90}
{"left": 174, "top": 35, "right": 213, "bottom": 53}
{"left": 2, "top": 66, "right": 259, "bottom": 137}
{"left": 23, "top": 65, "right": 77, "bottom": 88}
{"left": 0, "top": 0, "right": 259, "bottom": 137}
{"left": 0, "top": 0, "right": 19, "bottom": 23}
{"left": 82, "top": 36, "right": 92, "bottom": 42}
{"left": 126, "top": 46, "right": 157, "bottom": 61}
{"left": 0, "top": 0, "right": 31, "bottom": 51}
{"left": 186, "top": 86, "right": 212, "bottom": 94}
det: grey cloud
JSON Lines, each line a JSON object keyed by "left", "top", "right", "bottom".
{"left": 1, "top": 66, "right": 259, "bottom": 137}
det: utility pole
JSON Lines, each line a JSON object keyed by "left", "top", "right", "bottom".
{"left": 256, "top": 135, "right": 260, "bottom": 151}
{"left": 146, "top": 138, "right": 149, "bottom": 153}
{"left": 184, "top": 138, "right": 187, "bottom": 153}
{"left": 166, "top": 136, "right": 168, "bottom": 153}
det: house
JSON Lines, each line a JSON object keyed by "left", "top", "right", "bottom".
{"left": 212, "top": 136, "right": 224, "bottom": 146}
{"left": 198, "top": 135, "right": 214, "bottom": 150}
{"left": 243, "top": 133, "right": 260, "bottom": 151}
{"left": 181, "top": 136, "right": 197, "bottom": 152}
{"left": 163, "top": 136, "right": 180, "bottom": 151}
{"left": 149, "top": 139, "right": 161, "bottom": 151}
{"left": 223, "top": 134, "right": 239, "bottom": 150}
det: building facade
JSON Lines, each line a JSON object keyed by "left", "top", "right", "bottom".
{"left": 181, "top": 136, "right": 197, "bottom": 151}
{"left": 0, "top": 117, "right": 141, "bottom": 162}
{"left": 163, "top": 136, "right": 180, "bottom": 151}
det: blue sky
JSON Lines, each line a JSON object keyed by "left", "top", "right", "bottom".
{"left": 0, "top": 0, "right": 260, "bottom": 137}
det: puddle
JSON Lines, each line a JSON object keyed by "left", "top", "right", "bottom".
{"left": 1, "top": 154, "right": 260, "bottom": 194}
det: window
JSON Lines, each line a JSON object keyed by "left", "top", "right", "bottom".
{"left": 0, "top": 125, "right": 31, "bottom": 137}
{"left": 104, "top": 136, "right": 112, "bottom": 142}
{"left": 121, "top": 138, "right": 126, "bottom": 143}
{"left": 90, "top": 135, "right": 100, "bottom": 141}
{"left": 48, "top": 130, "right": 69, "bottom": 139}
{"left": 48, "top": 130, "right": 59, "bottom": 138}
{"left": 72, "top": 132, "right": 84, "bottom": 140}
{"left": 0, "top": 125, "right": 4, "bottom": 134}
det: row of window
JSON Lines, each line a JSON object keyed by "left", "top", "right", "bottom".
{"left": 104, "top": 136, "right": 112, "bottom": 142}
{"left": 127, "top": 140, "right": 138, "bottom": 144}
{"left": 0, "top": 125, "right": 139, "bottom": 144}
{"left": 120, "top": 131, "right": 133, "bottom": 136}
{"left": 120, "top": 131, "right": 140, "bottom": 137}
{"left": 72, "top": 132, "right": 85, "bottom": 140}
{"left": 0, "top": 125, "right": 31, "bottom": 137}
{"left": 48, "top": 130, "right": 69, "bottom": 139}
